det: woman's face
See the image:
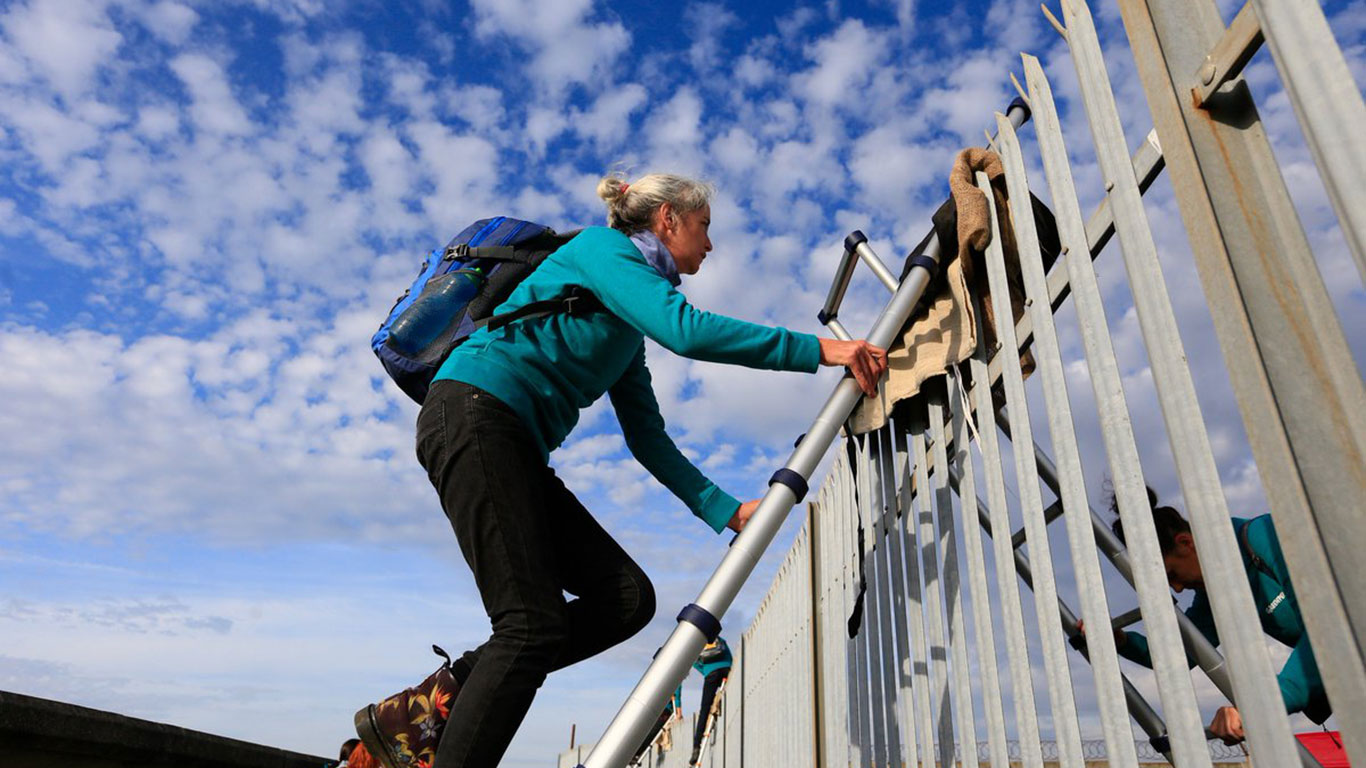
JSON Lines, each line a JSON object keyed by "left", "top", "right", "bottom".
{"left": 656, "top": 203, "right": 712, "bottom": 275}
{"left": 1162, "top": 532, "right": 1204, "bottom": 593}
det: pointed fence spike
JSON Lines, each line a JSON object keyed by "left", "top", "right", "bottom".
{"left": 1010, "top": 71, "right": 1032, "bottom": 108}
{"left": 1041, "top": 3, "right": 1068, "bottom": 39}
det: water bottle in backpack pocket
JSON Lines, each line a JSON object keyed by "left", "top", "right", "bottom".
{"left": 386, "top": 267, "right": 486, "bottom": 357}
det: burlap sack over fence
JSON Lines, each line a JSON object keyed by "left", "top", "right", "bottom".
{"left": 848, "top": 147, "right": 1059, "bottom": 435}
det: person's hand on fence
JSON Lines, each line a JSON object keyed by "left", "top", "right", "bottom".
{"left": 1075, "top": 619, "right": 1127, "bottom": 651}
{"left": 818, "top": 338, "right": 888, "bottom": 397}
{"left": 728, "top": 499, "right": 760, "bottom": 533}
{"left": 1208, "top": 705, "right": 1245, "bottom": 745}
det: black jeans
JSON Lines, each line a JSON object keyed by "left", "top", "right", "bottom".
{"left": 692, "top": 670, "right": 728, "bottom": 750}
{"left": 416, "top": 380, "right": 657, "bottom": 768}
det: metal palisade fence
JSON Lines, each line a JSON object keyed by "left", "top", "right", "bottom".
{"left": 563, "top": 0, "right": 1365, "bottom": 765}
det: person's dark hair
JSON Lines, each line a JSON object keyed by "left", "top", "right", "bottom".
{"left": 1110, "top": 486, "right": 1191, "bottom": 555}
{"left": 340, "top": 738, "right": 360, "bottom": 761}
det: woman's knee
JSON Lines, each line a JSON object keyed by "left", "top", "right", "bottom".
{"left": 494, "top": 606, "right": 572, "bottom": 668}
{"left": 621, "top": 566, "right": 656, "bottom": 637}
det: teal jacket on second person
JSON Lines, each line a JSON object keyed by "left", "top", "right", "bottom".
{"left": 1118, "top": 514, "right": 1329, "bottom": 722}
{"left": 693, "top": 636, "right": 733, "bottom": 678}
{"left": 435, "top": 226, "right": 822, "bottom": 534}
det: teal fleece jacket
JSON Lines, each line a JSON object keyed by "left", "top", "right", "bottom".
{"left": 1118, "top": 515, "right": 1329, "bottom": 722}
{"left": 434, "top": 226, "right": 821, "bottom": 533}
{"left": 692, "top": 636, "right": 733, "bottom": 678}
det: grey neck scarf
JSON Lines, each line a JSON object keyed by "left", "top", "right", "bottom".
{"left": 629, "top": 230, "right": 681, "bottom": 287}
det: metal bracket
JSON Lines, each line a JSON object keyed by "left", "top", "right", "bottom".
{"left": 1191, "top": 1, "right": 1264, "bottom": 109}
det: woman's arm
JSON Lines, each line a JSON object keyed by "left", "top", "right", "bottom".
{"left": 606, "top": 344, "right": 740, "bottom": 533}
{"left": 576, "top": 231, "right": 820, "bottom": 371}
{"left": 579, "top": 231, "right": 888, "bottom": 393}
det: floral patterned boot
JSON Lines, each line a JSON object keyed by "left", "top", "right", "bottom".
{"left": 354, "top": 645, "right": 461, "bottom": 768}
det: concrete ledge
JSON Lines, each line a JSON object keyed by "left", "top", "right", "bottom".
{"left": 0, "top": 690, "right": 331, "bottom": 768}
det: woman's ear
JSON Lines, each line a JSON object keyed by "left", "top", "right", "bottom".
{"left": 657, "top": 202, "right": 676, "bottom": 232}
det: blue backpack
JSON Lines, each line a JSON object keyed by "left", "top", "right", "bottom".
{"left": 372, "top": 217, "right": 603, "bottom": 403}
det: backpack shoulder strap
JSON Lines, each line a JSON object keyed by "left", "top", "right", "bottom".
{"left": 478, "top": 286, "right": 606, "bottom": 332}
{"left": 1239, "top": 519, "right": 1278, "bottom": 582}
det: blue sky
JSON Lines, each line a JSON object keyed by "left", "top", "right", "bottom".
{"left": 1, "top": 0, "right": 1363, "bottom": 765}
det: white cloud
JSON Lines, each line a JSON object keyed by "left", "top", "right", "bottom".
{"left": 920, "top": 52, "right": 1014, "bottom": 146}
{"left": 572, "top": 83, "right": 648, "bottom": 148}
{"left": 469, "top": 0, "right": 630, "bottom": 96}
{"left": 137, "top": 1, "right": 198, "bottom": 45}
{"left": 523, "top": 105, "right": 569, "bottom": 154}
{"left": 645, "top": 87, "right": 706, "bottom": 163}
{"left": 0, "top": 0, "right": 121, "bottom": 100}
{"left": 0, "top": 314, "right": 433, "bottom": 543}
{"left": 684, "top": 2, "right": 740, "bottom": 72}
{"left": 797, "top": 19, "right": 891, "bottom": 109}
{"left": 849, "top": 125, "right": 954, "bottom": 214}
{"left": 0, "top": 93, "right": 105, "bottom": 174}
{"left": 877, "top": 0, "right": 917, "bottom": 36}
{"left": 986, "top": 0, "right": 1044, "bottom": 56}
{"left": 169, "top": 53, "right": 252, "bottom": 136}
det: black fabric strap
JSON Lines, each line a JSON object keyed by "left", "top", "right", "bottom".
{"left": 1239, "top": 520, "right": 1278, "bottom": 582}
{"left": 768, "top": 468, "right": 808, "bottom": 501}
{"left": 677, "top": 604, "right": 721, "bottom": 642}
{"left": 479, "top": 287, "right": 605, "bottom": 331}
{"left": 905, "top": 253, "right": 940, "bottom": 279}
{"left": 449, "top": 244, "right": 538, "bottom": 264}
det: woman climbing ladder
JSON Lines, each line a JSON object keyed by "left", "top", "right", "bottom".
{"left": 353, "top": 172, "right": 888, "bottom": 768}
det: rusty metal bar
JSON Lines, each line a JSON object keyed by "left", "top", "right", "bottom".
{"left": 1190, "top": 1, "right": 1263, "bottom": 109}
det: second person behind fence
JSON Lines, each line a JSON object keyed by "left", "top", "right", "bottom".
{"left": 353, "top": 172, "right": 888, "bottom": 768}
{"left": 690, "top": 635, "right": 732, "bottom": 766}
{"left": 1087, "top": 487, "right": 1330, "bottom": 745}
